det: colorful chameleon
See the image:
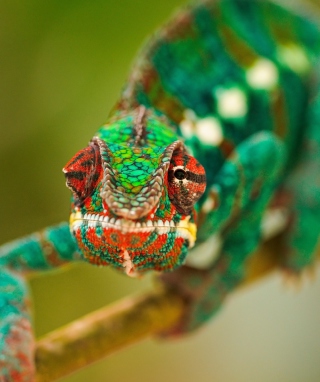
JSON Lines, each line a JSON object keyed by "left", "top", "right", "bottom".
{"left": 1, "top": 0, "right": 320, "bottom": 379}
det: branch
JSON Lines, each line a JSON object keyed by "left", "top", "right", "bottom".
{"left": 35, "top": 233, "right": 284, "bottom": 381}
{"left": 35, "top": 288, "right": 184, "bottom": 381}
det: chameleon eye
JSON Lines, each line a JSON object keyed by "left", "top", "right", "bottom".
{"left": 168, "top": 151, "right": 206, "bottom": 215}
{"left": 63, "top": 143, "right": 102, "bottom": 206}
{"left": 174, "top": 169, "right": 187, "bottom": 180}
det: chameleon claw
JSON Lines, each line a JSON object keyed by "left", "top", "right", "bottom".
{"left": 282, "top": 272, "right": 303, "bottom": 292}
{"left": 282, "top": 265, "right": 318, "bottom": 291}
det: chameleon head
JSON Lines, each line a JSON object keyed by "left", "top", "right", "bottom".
{"left": 63, "top": 107, "right": 206, "bottom": 276}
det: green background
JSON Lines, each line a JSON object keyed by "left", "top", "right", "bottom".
{"left": 1, "top": 0, "right": 320, "bottom": 381}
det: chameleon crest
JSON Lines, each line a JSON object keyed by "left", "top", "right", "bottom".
{"left": 63, "top": 107, "right": 206, "bottom": 276}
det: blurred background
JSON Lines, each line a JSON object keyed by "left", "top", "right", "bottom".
{"left": 1, "top": 0, "right": 320, "bottom": 381}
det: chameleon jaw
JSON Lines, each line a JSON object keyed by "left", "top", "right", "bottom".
{"left": 69, "top": 211, "right": 197, "bottom": 247}
{"left": 70, "top": 211, "right": 196, "bottom": 275}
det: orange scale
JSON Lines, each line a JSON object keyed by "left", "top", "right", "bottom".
{"left": 86, "top": 236, "right": 99, "bottom": 250}
{"left": 84, "top": 197, "right": 94, "bottom": 211}
{"left": 127, "top": 235, "right": 144, "bottom": 247}
{"left": 165, "top": 237, "right": 184, "bottom": 258}
{"left": 100, "top": 227, "right": 119, "bottom": 245}
{"left": 86, "top": 228, "right": 99, "bottom": 243}
{"left": 148, "top": 234, "right": 168, "bottom": 252}
{"left": 128, "top": 233, "right": 151, "bottom": 248}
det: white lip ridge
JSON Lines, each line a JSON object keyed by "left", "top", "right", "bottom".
{"left": 70, "top": 212, "right": 196, "bottom": 247}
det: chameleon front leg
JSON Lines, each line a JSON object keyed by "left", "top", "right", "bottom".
{"left": 159, "top": 131, "right": 286, "bottom": 335}
{"left": 0, "top": 223, "right": 80, "bottom": 380}
{"left": 0, "top": 223, "right": 80, "bottom": 273}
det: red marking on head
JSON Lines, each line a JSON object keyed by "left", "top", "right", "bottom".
{"left": 168, "top": 150, "right": 206, "bottom": 214}
{"left": 63, "top": 143, "right": 103, "bottom": 206}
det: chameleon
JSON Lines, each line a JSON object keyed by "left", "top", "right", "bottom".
{"left": 1, "top": 0, "right": 320, "bottom": 379}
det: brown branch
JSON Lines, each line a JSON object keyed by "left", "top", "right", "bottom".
{"left": 35, "top": 288, "right": 184, "bottom": 381}
{"left": 34, "top": 234, "right": 285, "bottom": 381}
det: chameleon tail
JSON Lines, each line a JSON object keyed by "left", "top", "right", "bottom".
{"left": 0, "top": 268, "right": 34, "bottom": 381}
{"left": 0, "top": 223, "right": 80, "bottom": 379}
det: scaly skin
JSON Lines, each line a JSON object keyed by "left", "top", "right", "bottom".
{"left": 1, "top": 0, "right": 320, "bottom": 378}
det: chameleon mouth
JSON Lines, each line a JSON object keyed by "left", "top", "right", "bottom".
{"left": 70, "top": 211, "right": 196, "bottom": 276}
{"left": 69, "top": 211, "right": 196, "bottom": 247}
{"left": 70, "top": 210, "right": 196, "bottom": 277}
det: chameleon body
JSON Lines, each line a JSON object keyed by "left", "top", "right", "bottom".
{"left": 1, "top": 0, "right": 320, "bottom": 379}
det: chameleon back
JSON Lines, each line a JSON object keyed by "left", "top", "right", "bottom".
{"left": 65, "top": 0, "right": 320, "bottom": 271}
